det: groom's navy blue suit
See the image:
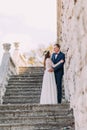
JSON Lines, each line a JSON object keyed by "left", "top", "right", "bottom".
{"left": 51, "top": 51, "right": 65, "bottom": 103}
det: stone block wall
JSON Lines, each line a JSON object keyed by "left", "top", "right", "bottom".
{"left": 57, "top": 0, "right": 87, "bottom": 129}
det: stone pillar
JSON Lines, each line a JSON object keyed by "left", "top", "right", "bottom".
{"left": 57, "top": 0, "right": 62, "bottom": 44}
{"left": 2, "top": 43, "right": 11, "bottom": 67}
{"left": 14, "top": 42, "right": 19, "bottom": 50}
{"left": 3, "top": 43, "right": 11, "bottom": 53}
{"left": 0, "top": 43, "right": 11, "bottom": 103}
{"left": 12, "top": 42, "right": 20, "bottom": 74}
{"left": 2, "top": 43, "right": 11, "bottom": 65}
{"left": 12, "top": 42, "right": 20, "bottom": 61}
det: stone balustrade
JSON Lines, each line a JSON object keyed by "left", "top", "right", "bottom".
{"left": 12, "top": 42, "right": 28, "bottom": 73}
{"left": 0, "top": 43, "right": 17, "bottom": 104}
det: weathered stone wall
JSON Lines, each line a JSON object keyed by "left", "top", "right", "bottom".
{"left": 57, "top": 0, "right": 62, "bottom": 43}
{"left": 57, "top": 0, "right": 87, "bottom": 129}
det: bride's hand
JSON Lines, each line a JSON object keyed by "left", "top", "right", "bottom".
{"left": 60, "top": 60, "right": 64, "bottom": 63}
{"left": 48, "top": 68, "right": 54, "bottom": 72}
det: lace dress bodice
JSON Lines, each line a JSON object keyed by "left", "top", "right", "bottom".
{"left": 45, "top": 58, "right": 62, "bottom": 70}
{"left": 45, "top": 58, "right": 53, "bottom": 70}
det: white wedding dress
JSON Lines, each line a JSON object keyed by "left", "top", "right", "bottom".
{"left": 40, "top": 58, "right": 58, "bottom": 104}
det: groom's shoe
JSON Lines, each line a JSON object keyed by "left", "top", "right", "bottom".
{"left": 58, "top": 102, "right": 61, "bottom": 104}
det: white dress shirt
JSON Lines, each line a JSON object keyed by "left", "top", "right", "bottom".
{"left": 55, "top": 51, "right": 60, "bottom": 59}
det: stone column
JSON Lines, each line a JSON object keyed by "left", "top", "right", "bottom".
{"left": 2, "top": 43, "right": 11, "bottom": 66}
{"left": 3, "top": 43, "right": 11, "bottom": 53}
{"left": 12, "top": 42, "right": 20, "bottom": 61}
{"left": 12, "top": 42, "right": 20, "bottom": 74}
{"left": 0, "top": 43, "right": 11, "bottom": 103}
{"left": 14, "top": 42, "right": 19, "bottom": 50}
{"left": 2, "top": 43, "right": 11, "bottom": 67}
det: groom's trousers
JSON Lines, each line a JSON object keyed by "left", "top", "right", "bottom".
{"left": 55, "top": 73, "right": 63, "bottom": 103}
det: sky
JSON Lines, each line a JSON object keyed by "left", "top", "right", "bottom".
{"left": 0, "top": 0, "right": 57, "bottom": 61}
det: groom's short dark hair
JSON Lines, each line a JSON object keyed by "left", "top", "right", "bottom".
{"left": 54, "top": 43, "right": 60, "bottom": 49}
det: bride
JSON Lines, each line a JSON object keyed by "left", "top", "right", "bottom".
{"left": 40, "top": 50, "right": 64, "bottom": 104}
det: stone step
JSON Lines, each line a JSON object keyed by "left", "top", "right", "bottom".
{"left": 0, "top": 122, "right": 74, "bottom": 130}
{"left": 5, "top": 89, "right": 41, "bottom": 95}
{"left": 5, "top": 90, "right": 65, "bottom": 97}
{"left": 3, "top": 99, "right": 67, "bottom": 104}
{"left": 17, "top": 71, "right": 43, "bottom": 73}
{"left": 6, "top": 84, "right": 64, "bottom": 89}
{"left": 3, "top": 99, "right": 66, "bottom": 105}
{"left": 5, "top": 91, "right": 41, "bottom": 96}
{"left": 7, "top": 83, "right": 64, "bottom": 89}
{"left": 3, "top": 100, "right": 39, "bottom": 104}
{"left": 8, "top": 80, "right": 42, "bottom": 85}
{"left": 0, "top": 109, "right": 72, "bottom": 118}
{"left": 0, "top": 115, "right": 73, "bottom": 124}
{"left": 19, "top": 67, "right": 44, "bottom": 70}
{"left": 6, "top": 86, "right": 41, "bottom": 90}
{"left": 3, "top": 100, "right": 40, "bottom": 104}
{"left": 11, "top": 74, "right": 43, "bottom": 78}
{"left": 5, "top": 90, "right": 65, "bottom": 98}
{"left": 18, "top": 68, "right": 43, "bottom": 71}
{"left": 9, "top": 75, "right": 43, "bottom": 80}
{"left": 18, "top": 72, "right": 43, "bottom": 75}
{"left": 0, "top": 104, "right": 70, "bottom": 110}
{"left": 19, "top": 68, "right": 44, "bottom": 72}
{"left": 3, "top": 97, "right": 40, "bottom": 104}
{"left": 19, "top": 67, "right": 44, "bottom": 74}
{"left": 18, "top": 72, "right": 44, "bottom": 75}
{"left": 8, "top": 81, "right": 42, "bottom": 84}
{"left": 5, "top": 89, "right": 41, "bottom": 93}
{"left": 9, "top": 78, "right": 43, "bottom": 82}
{"left": 7, "top": 84, "right": 40, "bottom": 87}
{"left": 8, "top": 82, "right": 42, "bottom": 86}
{"left": 3, "top": 96, "right": 40, "bottom": 104}
{"left": 6, "top": 87, "right": 64, "bottom": 93}
{"left": 3, "top": 101, "right": 40, "bottom": 104}
{"left": 3, "top": 94, "right": 40, "bottom": 97}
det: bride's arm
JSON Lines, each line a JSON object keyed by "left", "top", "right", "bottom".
{"left": 52, "top": 60, "right": 64, "bottom": 68}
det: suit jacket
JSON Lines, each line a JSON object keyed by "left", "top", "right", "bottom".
{"left": 51, "top": 51, "right": 65, "bottom": 75}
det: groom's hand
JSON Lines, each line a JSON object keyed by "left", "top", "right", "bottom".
{"left": 48, "top": 68, "right": 54, "bottom": 72}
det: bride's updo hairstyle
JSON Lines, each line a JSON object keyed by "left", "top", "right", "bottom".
{"left": 43, "top": 50, "right": 50, "bottom": 70}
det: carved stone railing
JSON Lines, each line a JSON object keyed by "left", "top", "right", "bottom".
{"left": 0, "top": 43, "right": 17, "bottom": 104}
{"left": 12, "top": 42, "right": 28, "bottom": 74}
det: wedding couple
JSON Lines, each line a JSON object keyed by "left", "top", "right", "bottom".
{"left": 40, "top": 43, "right": 65, "bottom": 104}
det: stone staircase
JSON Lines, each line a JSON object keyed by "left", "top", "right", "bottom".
{"left": 0, "top": 67, "right": 75, "bottom": 130}
{"left": 3, "top": 75, "right": 43, "bottom": 104}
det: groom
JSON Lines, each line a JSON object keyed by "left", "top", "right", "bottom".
{"left": 49, "top": 44, "right": 65, "bottom": 103}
